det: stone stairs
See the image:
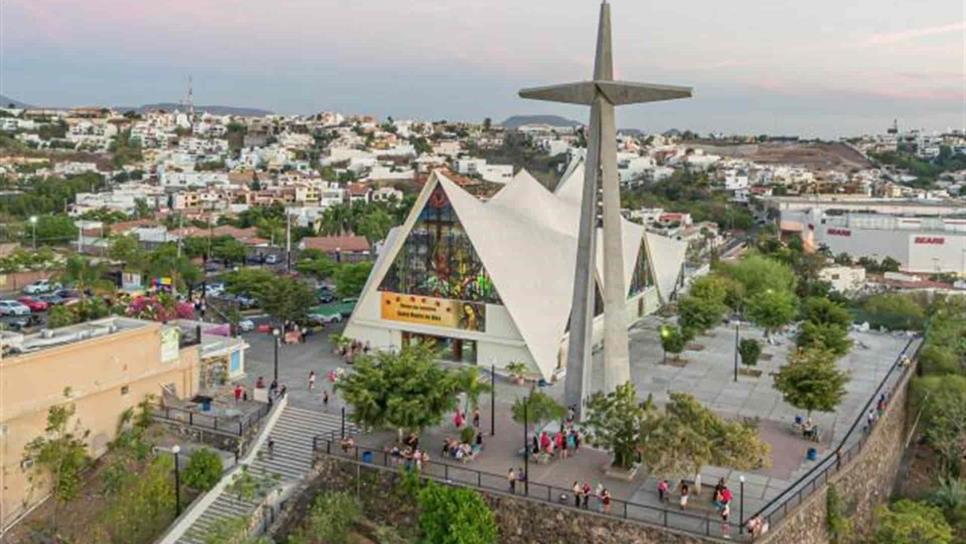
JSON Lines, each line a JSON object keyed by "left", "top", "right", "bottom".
{"left": 177, "top": 406, "right": 352, "bottom": 544}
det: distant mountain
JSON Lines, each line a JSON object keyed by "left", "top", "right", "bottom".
{"left": 0, "top": 95, "right": 33, "bottom": 108}
{"left": 120, "top": 103, "right": 273, "bottom": 117}
{"left": 501, "top": 115, "right": 583, "bottom": 129}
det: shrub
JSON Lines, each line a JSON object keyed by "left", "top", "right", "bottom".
{"left": 183, "top": 448, "right": 224, "bottom": 491}
{"left": 417, "top": 482, "right": 498, "bottom": 544}
{"left": 874, "top": 499, "right": 953, "bottom": 544}
{"left": 738, "top": 338, "right": 761, "bottom": 367}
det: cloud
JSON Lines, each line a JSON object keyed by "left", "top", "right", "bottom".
{"left": 862, "top": 21, "right": 965, "bottom": 46}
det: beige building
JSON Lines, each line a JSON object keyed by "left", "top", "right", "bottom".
{"left": 0, "top": 317, "right": 201, "bottom": 530}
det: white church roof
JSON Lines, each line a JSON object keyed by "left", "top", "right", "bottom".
{"left": 348, "top": 161, "right": 687, "bottom": 378}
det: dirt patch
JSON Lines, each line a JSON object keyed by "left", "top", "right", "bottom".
{"left": 686, "top": 141, "right": 873, "bottom": 172}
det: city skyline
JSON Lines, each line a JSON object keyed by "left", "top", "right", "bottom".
{"left": 3, "top": 0, "right": 964, "bottom": 137}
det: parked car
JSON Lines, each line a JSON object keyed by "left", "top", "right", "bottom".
{"left": 0, "top": 300, "right": 32, "bottom": 316}
{"left": 36, "top": 293, "right": 66, "bottom": 306}
{"left": 264, "top": 254, "right": 280, "bottom": 265}
{"left": 237, "top": 319, "right": 255, "bottom": 332}
{"left": 316, "top": 289, "right": 335, "bottom": 304}
{"left": 22, "top": 279, "right": 60, "bottom": 295}
{"left": 235, "top": 294, "right": 257, "bottom": 309}
{"left": 17, "top": 296, "right": 49, "bottom": 313}
{"left": 205, "top": 283, "right": 226, "bottom": 297}
{"left": 54, "top": 288, "right": 81, "bottom": 300}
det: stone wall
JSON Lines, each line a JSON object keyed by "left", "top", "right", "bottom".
{"left": 759, "top": 360, "right": 916, "bottom": 544}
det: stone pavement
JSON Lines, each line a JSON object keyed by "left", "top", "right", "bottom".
{"left": 237, "top": 317, "right": 914, "bottom": 529}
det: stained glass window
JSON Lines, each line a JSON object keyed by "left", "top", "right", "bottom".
{"left": 379, "top": 185, "right": 501, "bottom": 304}
{"left": 628, "top": 239, "right": 652, "bottom": 297}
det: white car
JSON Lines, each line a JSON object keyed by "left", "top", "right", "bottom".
{"left": 264, "top": 254, "right": 280, "bottom": 265}
{"left": 0, "top": 300, "right": 32, "bottom": 316}
{"left": 237, "top": 319, "right": 255, "bottom": 332}
{"left": 22, "top": 279, "right": 60, "bottom": 295}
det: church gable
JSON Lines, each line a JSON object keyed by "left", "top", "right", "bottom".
{"left": 378, "top": 184, "right": 501, "bottom": 305}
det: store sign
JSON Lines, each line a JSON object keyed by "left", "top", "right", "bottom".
{"left": 914, "top": 237, "right": 944, "bottom": 245}
{"left": 160, "top": 327, "right": 181, "bottom": 363}
{"left": 381, "top": 292, "right": 485, "bottom": 332}
{"left": 827, "top": 228, "right": 851, "bottom": 237}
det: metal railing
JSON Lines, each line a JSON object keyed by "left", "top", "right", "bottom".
{"left": 153, "top": 401, "right": 271, "bottom": 437}
{"left": 747, "top": 335, "right": 922, "bottom": 530}
{"left": 312, "top": 434, "right": 747, "bottom": 541}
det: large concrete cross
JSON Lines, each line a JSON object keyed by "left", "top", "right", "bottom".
{"left": 519, "top": 1, "right": 691, "bottom": 413}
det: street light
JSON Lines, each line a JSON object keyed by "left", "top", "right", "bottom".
{"left": 29, "top": 216, "right": 37, "bottom": 250}
{"left": 738, "top": 474, "right": 745, "bottom": 534}
{"left": 490, "top": 363, "right": 496, "bottom": 437}
{"left": 272, "top": 328, "right": 281, "bottom": 382}
{"left": 522, "top": 393, "right": 529, "bottom": 496}
{"left": 171, "top": 445, "right": 182, "bottom": 516}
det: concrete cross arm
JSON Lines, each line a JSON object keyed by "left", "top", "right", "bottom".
{"left": 519, "top": 80, "right": 692, "bottom": 106}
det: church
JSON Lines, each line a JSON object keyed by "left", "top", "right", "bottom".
{"left": 342, "top": 160, "right": 687, "bottom": 380}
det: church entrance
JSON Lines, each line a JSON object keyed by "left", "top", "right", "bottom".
{"left": 401, "top": 331, "right": 477, "bottom": 364}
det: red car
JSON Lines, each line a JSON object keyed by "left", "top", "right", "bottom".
{"left": 17, "top": 296, "right": 49, "bottom": 313}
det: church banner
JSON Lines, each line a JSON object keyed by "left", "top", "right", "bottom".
{"left": 381, "top": 292, "right": 485, "bottom": 332}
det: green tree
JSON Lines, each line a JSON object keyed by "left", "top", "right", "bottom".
{"left": 224, "top": 267, "right": 276, "bottom": 296}
{"left": 32, "top": 214, "right": 79, "bottom": 245}
{"left": 739, "top": 338, "right": 762, "bottom": 367}
{"left": 928, "top": 478, "right": 966, "bottom": 539}
{"left": 641, "top": 392, "right": 770, "bottom": 479}
{"left": 677, "top": 293, "right": 728, "bottom": 336}
{"left": 911, "top": 375, "right": 966, "bottom": 478}
{"left": 796, "top": 321, "right": 853, "bottom": 357}
{"left": 108, "top": 234, "right": 144, "bottom": 267}
{"left": 455, "top": 366, "right": 492, "bottom": 412}
{"left": 827, "top": 484, "right": 853, "bottom": 544}
{"left": 255, "top": 276, "right": 315, "bottom": 325}
{"left": 721, "top": 254, "right": 797, "bottom": 300}
{"left": 918, "top": 344, "right": 962, "bottom": 377}
{"left": 288, "top": 491, "right": 361, "bottom": 544}
{"left": 336, "top": 342, "right": 460, "bottom": 439}
{"left": 510, "top": 390, "right": 566, "bottom": 431}
{"left": 800, "top": 297, "right": 852, "bottom": 329}
{"left": 874, "top": 500, "right": 953, "bottom": 544}
{"left": 583, "top": 382, "right": 652, "bottom": 469}
{"left": 333, "top": 262, "right": 373, "bottom": 298}
{"left": 417, "top": 481, "right": 498, "bottom": 544}
{"left": 295, "top": 252, "right": 337, "bottom": 280}
{"left": 23, "top": 392, "right": 91, "bottom": 527}
{"left": 861, "top": 293, "right": 927, "bottom": 331}
{"left": 773, "top": 348, "right": 850, "bottom": 418}
{"left": 58, "top": 255, "right": 114, "bottom": 296}
{"left": 745, "top": 288, "right": 797, "bottom": 337}
{"left": 183, "top": 448, "right": 224, "bottom": 491}
{"left": 97, "top": 454, "right": 178, "bottom": 543}
{"left": 212, "top": 238, "right": 248, "bottom": 267}
{"left": 355, "top": 207, "right": 394, "bottom": 244}
{"left": 659, "top": 325, "right": 687, "bottom": 362}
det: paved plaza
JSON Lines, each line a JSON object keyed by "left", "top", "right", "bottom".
{"left": 237, "top": 315, "right": 915, "bottom": 529}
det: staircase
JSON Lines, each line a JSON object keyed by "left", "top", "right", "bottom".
{"left": 176, "top": 406, "right": 351, "bottom": 544}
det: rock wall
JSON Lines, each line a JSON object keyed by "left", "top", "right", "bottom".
{"left": 759, "top": 361, "right": 915, "bottom": 544}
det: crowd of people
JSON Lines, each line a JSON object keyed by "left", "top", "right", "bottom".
{"left": 337, "top": 338, "right": 370, "bottom": 364}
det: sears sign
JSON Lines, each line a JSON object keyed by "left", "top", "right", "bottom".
{"left": 914, "top": 237, "right": 945, "bottom": 245}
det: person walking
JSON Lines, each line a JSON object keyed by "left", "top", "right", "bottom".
{"left": 308, "top": 370, "right": 316, "bottom": 391}
{"left": 508, "top": 468, "right": 517, "bottom": 494}
{"left": 267, "top": 436, "right": 275, "bottom": 458}
{"left": 322, "top": 389, "right": 330, "bottom": 410}
{"left": 472, "top": 409, "right": 480, "bottom": 428}
{"left": 600, "top": 488, "right": 612, "bottom": 514}
{"left": 720, "top": 502, "right": 731, "bottom": 539}
{"left": 572, "top": 481, "right": 582, "bottom": 507}
{"left": 680, "top": 483, "right": 690, "bottom": 510}
{"left": 581, "top": 482, "right": 592, "bottom": 509}
{"left": 658, "top": 479, "right": 670, "bottom": 503}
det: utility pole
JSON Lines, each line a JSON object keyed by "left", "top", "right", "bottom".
{"left": 285, "top": 211, "right": 292, "bottom": 272}
{"left": 176, "top": 213, "right": 184, "bottom": 258}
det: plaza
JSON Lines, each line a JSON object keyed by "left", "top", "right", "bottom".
{"left": 238, "top": 313, "right": 917, "bottom": 536}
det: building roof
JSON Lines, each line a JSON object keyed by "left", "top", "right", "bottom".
{"left": 347, "top": 182, "right": 370, "bottom": 196}
{"left": 346, "top": 163, "right": 687, "bottom": 379}
{"left": 301, "top": 235, "right": 371, "bottom": 253}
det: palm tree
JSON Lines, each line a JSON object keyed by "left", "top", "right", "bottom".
{"left": 456, "top": 366, "right": 492, "bottom": 413}
{"left": 59, "top": 255, "right": 114, "bottom": 296}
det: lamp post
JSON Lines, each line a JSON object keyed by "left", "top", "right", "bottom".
{"left": 490, "top": 363, "right": 496, "bottom": 437}
{"left": 738, "top": 474, "right": 745, "bottom": 534}
{"left": 523, "top": 393, "right": 529, "bottom": 496}
{"left": 171, "top": 445, "right": 182, "bottom": 516}
{"left": 272, "top": 328, "right": 281, "bottom": 382}
{"left": 341, "top": 406, "right": 346, "bottom": 439}
{"left": 660, "top": 325, "right": 669, "bottom": 364}
{"left": 29, "top": 216, "right": 37, "bottom": 249}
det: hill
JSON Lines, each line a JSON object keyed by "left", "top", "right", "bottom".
{"left": 0, "top": 95, "right": 33, "bottom": 108}
{"left": 119, "top": 103, "right": 273, "bottom": 117}
{"left": 500, "top": 114, "right": 582, "bottom": 129}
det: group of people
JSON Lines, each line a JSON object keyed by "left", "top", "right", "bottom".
{"left": 441, "top": 433, "right": 483, "bottom": 463}
{"left": 388, "top": 433, "right": 430, "bottom": 471}
{"left": 337, "top": 339, "right": 370, "bottom": 364}
{"left": 254, "top": 375, "right": 287, "bottom": 405}
{"left": 531, "top": 427, "right": 580, "bottom": 461}
{"left": 568, "top": 481, "right": 613, "bottom": 513}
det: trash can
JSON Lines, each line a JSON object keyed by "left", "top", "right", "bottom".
{"left": 201, "top": 399, "right": 212, "bottom": 412}
{"left": 361, "top": 451, "right": 373, "bottom": 463}
{"left": 794, "top": 415, "right": 803, "bottom": 426}
{"left": 806, "top": 447, "right": 817, "bottom": 461}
